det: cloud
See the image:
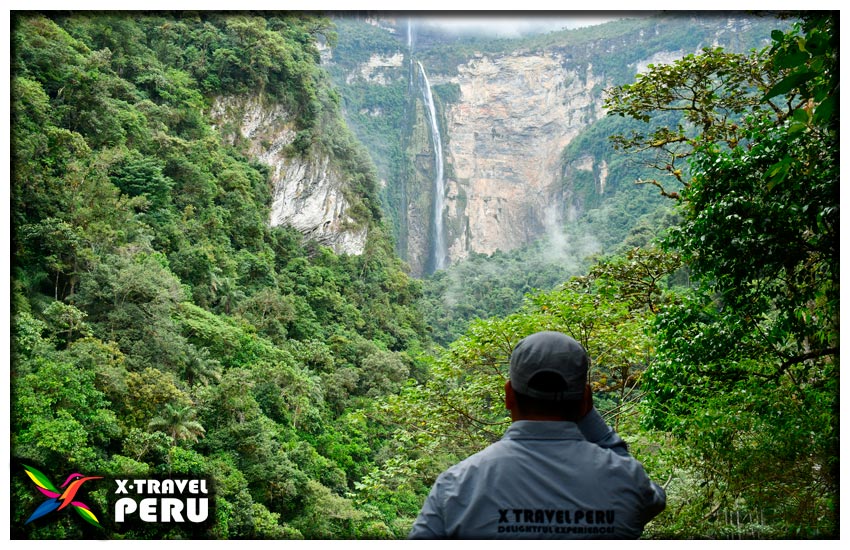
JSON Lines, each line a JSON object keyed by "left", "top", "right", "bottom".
{"left": 416, "top": 15, "right": 618, "bottom": 37}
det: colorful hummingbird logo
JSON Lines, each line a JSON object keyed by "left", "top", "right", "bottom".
{"left": 23, "top": 464, "right": 102, "bottom": 527}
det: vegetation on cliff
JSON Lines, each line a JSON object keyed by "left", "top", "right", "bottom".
{"left": 11, "top": 12, "right": 426, "bottom": 539}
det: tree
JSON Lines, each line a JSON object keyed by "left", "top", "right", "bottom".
{"left": 148, "top": 402, "right": 206, "bottom": 446}
{"left": 12, "top": 330, "right": 121, "bottom": 470}
{"left": 605, "top": 14, "right": 838, "bottom": 536}
{"left": 11, "top": 12, "right": 434, "bottom": 540}
{"left": 123, "top": 367, "right": 191, "bottom": 430}
{"left": 576, "top": 245, "right": 682, "bottom": 314}
{"left": 604, "top": 45, "right": 778, "bottom": 199}
{"left": 358, "top": 350, "right": 409, "bottom": 398}
{"left": 604, "top": 15, "right": 837, "bottom": 348}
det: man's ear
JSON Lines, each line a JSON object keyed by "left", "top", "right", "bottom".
{"left": 505, "top": 380, "right": 516, "bottom": 411}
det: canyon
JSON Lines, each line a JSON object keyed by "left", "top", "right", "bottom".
{"left": 327, "top": 15, "right": 781, "bottom": 276}
{"left": 213, "top": 15, "right": 780, "bottom": 276}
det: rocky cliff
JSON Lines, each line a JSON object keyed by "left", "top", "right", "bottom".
{"left": 210, "top": 95, "right": 368, "bottom": 255}
{"left": 437, "top": 52, "right": 605, "bottom": 263}
{"left": 327, "top": 14, "right": 782, "bottom": 275}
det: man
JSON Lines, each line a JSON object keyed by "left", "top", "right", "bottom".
{"left": 409, "top": 331, "right": 666, "bottom": 539}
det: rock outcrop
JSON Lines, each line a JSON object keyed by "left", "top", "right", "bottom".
{"left": 210, "top": 95, "right": 367, "bottom": 255}
{"left": 437, "top": 52, "right": 605, "bottom": 264}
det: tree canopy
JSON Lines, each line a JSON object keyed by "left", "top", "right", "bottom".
{"left": 11, "top": 13, "right": 427, "bottom": 539}
{"left": 606, "top": 13, "right": 838, "bottom": 536}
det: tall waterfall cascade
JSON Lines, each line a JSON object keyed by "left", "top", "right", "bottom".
{"left": 416, "top": 61, "right": 447, "bottom": 272}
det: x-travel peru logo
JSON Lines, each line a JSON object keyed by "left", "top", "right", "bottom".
{"left": 13, "top": 461, "right": 214, "bottom": 539}
{"left": 22, "top": 465, "right": 103, "bottom": 528}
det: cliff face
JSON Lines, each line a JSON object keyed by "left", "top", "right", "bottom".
{"left": 330, "top": 24, "right": 623, "bottom": 275}
{"left": 327, "top": 15, "right": 782, "bottom": 275}
{"left": 438, "top": 52, "right": 605, "bottom": 263}
{"left": 210, "top": 95, "right": 367, "bottom": 255}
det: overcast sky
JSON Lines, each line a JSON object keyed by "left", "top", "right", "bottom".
{"left": 415, "top": 14, "right": 622, "bottom": 37}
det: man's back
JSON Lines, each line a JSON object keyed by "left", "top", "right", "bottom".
{"left": 409, "top": 332, "right": 666, "bottom": 539}
{"left": 409, "top": 419, "right": 666, "bottom": 539}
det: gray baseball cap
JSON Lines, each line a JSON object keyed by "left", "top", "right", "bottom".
{"left": 509, "top": 331, "right": 588, "bottom": 400}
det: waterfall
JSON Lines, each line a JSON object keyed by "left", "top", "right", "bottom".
{"left": 407, "top": 18, "right": 413, "bottom": 51}
{"left": 417, "top": 61, "right": 447, "bottom": 272}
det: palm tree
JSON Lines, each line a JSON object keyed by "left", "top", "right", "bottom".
{"left": 147, "top": 402, "right": 206, "bottom": 446}
{"left": 180, "top": 344, "right": 221, "bottom": 387}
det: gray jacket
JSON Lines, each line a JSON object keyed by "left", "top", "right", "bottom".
{"left": 408, "top": 409, "right": 666, "bottom": 539}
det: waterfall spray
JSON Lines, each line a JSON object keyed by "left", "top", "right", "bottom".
{"left": 417, "top": 61, "right": 447, "bottom": 272}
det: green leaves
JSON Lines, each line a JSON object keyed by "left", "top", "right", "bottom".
{"left": 764, "top": 15, "right": 837, "bottom": 130}
{"left": 765, "top": 156, "right": 792, "bottom": 190}
{"left": 364, "top": 257, "right": 672, "bottom": 516}
{"left": 762, "top": 70, "right": 818, "bottom": 101}
{"left": 605, "top": 14, "right": 837, "bottom": 537}
{"left": 147, "top": 402, "right": 206, "bottom": 446}
{"left": 11, "top": 11, "right": 837, "bottom": 539}
{"left": 11, "top": 12, "right": 433, "bottom": 539}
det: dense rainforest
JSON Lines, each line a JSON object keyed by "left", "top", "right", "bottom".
{"left": 9, "top": 12, "right": 838, "bottom": 539}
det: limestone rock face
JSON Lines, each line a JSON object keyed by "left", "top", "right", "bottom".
{"left": 267, "top": 153, "right": 368, "bottom": 255}
{"left": 346, "top": 52, "right": 405, "bottom": 84}
{"left": 210, "top": 95, "right": 367, "bottom": 255}
{"left": 438, "top": 52, "right": 605, "bottom": 263}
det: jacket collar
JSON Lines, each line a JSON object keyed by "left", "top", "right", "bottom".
{"left": 502, "top": 420, "right": 585, "bottom": 440}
